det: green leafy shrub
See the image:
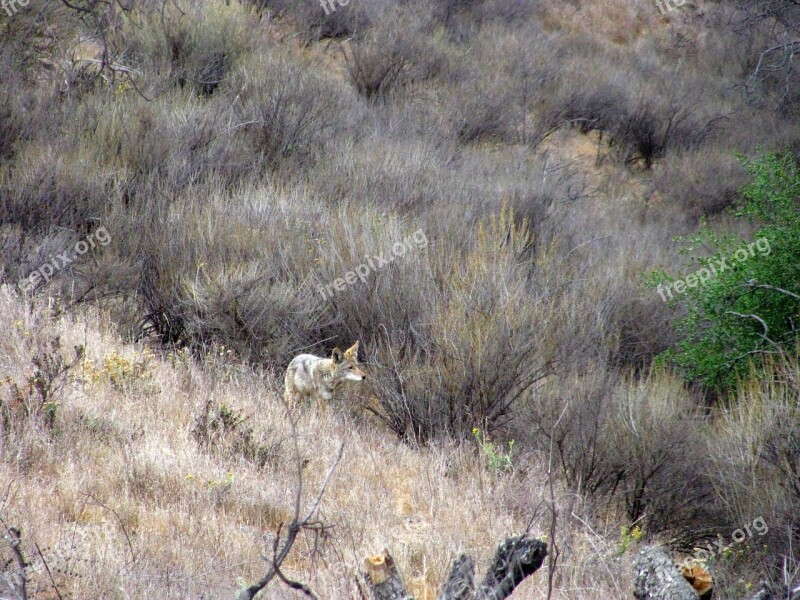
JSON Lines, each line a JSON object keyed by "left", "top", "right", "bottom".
{"left": 472, "top": 427, "right": 514, "bottom": 475}
{"left": 650, "top": 151, "right": 800, "bottom": 390}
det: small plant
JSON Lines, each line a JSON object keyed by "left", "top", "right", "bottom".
{"left": 472, "top": 427, "right": 514, "bottom": 475}
{"left": 192, "top": 399, "right": 278, "bottom": 468}
{"left": 166, "top": 347, "right": 191, "bottom": 368}
{"left": 617, "top": 524, "right": 645, "bottom": 555}
{"left": 85, "top": 349, "right": 154, "bottom": 392}
{"left": 2, "top": 337, "right": 84, "bottom": 432}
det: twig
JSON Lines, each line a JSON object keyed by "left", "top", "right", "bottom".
{"left": 81, "top": 492, "right": 137, "bottom": 565}
{"left": 273, "top": 561, "right": 318, "bottom": 599}
{"left": 237, "top": 393, "right": 344, "bottom": 600}
{"left": 34, "top": 543, "right": 64, "bottom": 600}
{"left": 2, "top": 522, "right": 28, "bottom": 600}
{"left": 739, "top": 282, "right": 800, "bottom": 303}
{"left": 545, "top": 400, "right": 570, "bottom": 600}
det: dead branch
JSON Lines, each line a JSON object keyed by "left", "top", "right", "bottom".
{"left": 3, "top": 524, "right": 28, "bottom": 600}
{"left": 237, "top": 395, "right": 344, "bottom": 600}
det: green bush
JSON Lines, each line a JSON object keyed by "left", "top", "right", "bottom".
{"left": 650, "top": 151, "right": 800, "bottom": 390}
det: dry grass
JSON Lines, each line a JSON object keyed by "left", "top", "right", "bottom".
{"left": 0, "top": 288, "right": 641, "bottom": 599}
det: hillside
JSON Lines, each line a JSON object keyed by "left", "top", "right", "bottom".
{"left": 1, "top": 0, "right": 800, "bottom": 598}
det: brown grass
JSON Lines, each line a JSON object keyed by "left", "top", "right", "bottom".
{"left": 0, "top": 288, "right": 641, "bottom": 598}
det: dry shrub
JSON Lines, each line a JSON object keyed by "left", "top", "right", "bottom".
{"left": 707, "top": 355, "right": 800, "bottom": 592}
{"left": 339, "top": 7, "right": 442, "bottom": 101}
{"left": 192, "top": 396, "right": 279, "bottom": 468}
{"left": 0, "top": 143, "right": 113, "bottom": 285}
{"left": 540, "top": 82, "right": 724, "bottom": 168}
{"left": 447, "top": 23, "right": 552, "bottom": 144}
{"left": 307, "top": 134, "right": 452, "bottom": 211}
{"left": 229, "top": 50, "right": 352, "bottom": 170}
{"left": 612, "top": 95, "right": 723, "bottom": 169}
{"left": 0, "top": 51, "right": 25, "bottom": 162}
{"left": 115, "top": 0, "right": 261, "bottom": 95}
{"left": 368, "top": 207, "right": 554, "bottom": 441}
{"left": 523, "top": 369, "right": 722, "bottom": 548}
{"left": 0, "top": 290, "right": 82, "bottom": 445}
{"left": 651, "top": 147, "right": 748, "bottom": 222}
{"left": 538, "top": 85, "right": 626, "bottom": 140}
{"left": 535, "top": 35, "right": 731, "bottom": 167}
{"left": 343, "top": 36, "right": 410, "bottom": 101}
{"left": 256, "top": 0, "right": 371, "bottom": 43}
{"left": 0, "top": 0, "right": 78, "bottom": 78}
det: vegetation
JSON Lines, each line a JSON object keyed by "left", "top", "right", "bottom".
{"left": 1, "top": 0, "right": 799, "bottom": 597}
{"left": 651, "top": 152, "right": 800, "bottom": 390}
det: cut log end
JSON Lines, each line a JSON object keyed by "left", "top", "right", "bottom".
{"left": 364, "top": 549, "right": 394, "bottom": 586}
{"left": 680, "top": 563, "right": 713, "bottom": 600}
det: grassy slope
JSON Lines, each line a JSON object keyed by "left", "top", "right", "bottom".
{"left": 0, "top": 288, "right": 640, "bottom": 599}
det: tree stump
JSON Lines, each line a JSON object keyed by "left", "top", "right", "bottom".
{"left": 363, "top": 534, "right": 547, "bottom": 600}
{"left": 363, "top": 550, "right": 414, "bottom": 600}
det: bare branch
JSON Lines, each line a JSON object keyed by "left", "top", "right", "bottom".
{"left": 2, "top": 522, "right": 28, "bottom": 600}
{"left": 739, "top": 281, "right": 800, "bottom": 302}
{"left": 34, "top": 543, "right": 64, "bottom": 600}
{"left": 238, "top": 393, "right": 344, "bottom": 600}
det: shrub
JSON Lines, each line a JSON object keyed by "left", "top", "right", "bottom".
{"left": 650, "top": 151, "right": 800, "bottom": 390}
{"left": 447, "top": 24, "right": 551, "bottom": 145}
{"left": 523, "top": 369, "right": 722, "bottom": 549}
{"left": 192, "top": 397, "right": 278, "bottom": 468}
{"left": 342, "top": 36, "right": 410, "bottom": 101}
{"left": 0, "top": 294, "right": 84, "bottom": 438}
{"left": 116, "top": 0, "right": 260, "bottom": 95}
{"left": 253, "top": 0, "right": 370, "bottom": 43}
{"left": 366, "top": 206, "right": 557, "bottom": 441}
{"left": 0, "top": 52, "right": 23, "bottom": 161}
{"left": 538, "top": 86, "right": 626, "bottom": 139}
{"left": 340, "top": 8, "right": 441, "bottom": 101}
{"left": 707, "top": 355, "right": 800, "bottom": 593}
{"left": 651, "top": 148, "right": 747, "bottom": 223}
{"left": 229, "top": 50, "right": 351, "bottom": 171}
{"left": 613, "top": 96, "right": 721, "bottom": 169}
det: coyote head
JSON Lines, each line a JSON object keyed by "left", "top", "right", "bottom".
{"left": 331, "top": 341, "right": 366, "bottom": 383}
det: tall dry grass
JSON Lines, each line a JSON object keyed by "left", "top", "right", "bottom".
{"left": 0, "top": 288, "right": 641, "bottom": 599}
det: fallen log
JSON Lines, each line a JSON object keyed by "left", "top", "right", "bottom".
{"left": 363, "top": 534, "right": 547, "bottom": 600}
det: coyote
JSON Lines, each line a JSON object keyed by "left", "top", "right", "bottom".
{"left": 284, "top": 341, "right": 366, "bottom": 409}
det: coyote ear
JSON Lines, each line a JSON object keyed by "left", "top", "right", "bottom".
{"left": 331, "top": 348, "right": 344, "bottom": 363}
{"left": 344, "top": 341, "right": 359, "bottom": 360}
